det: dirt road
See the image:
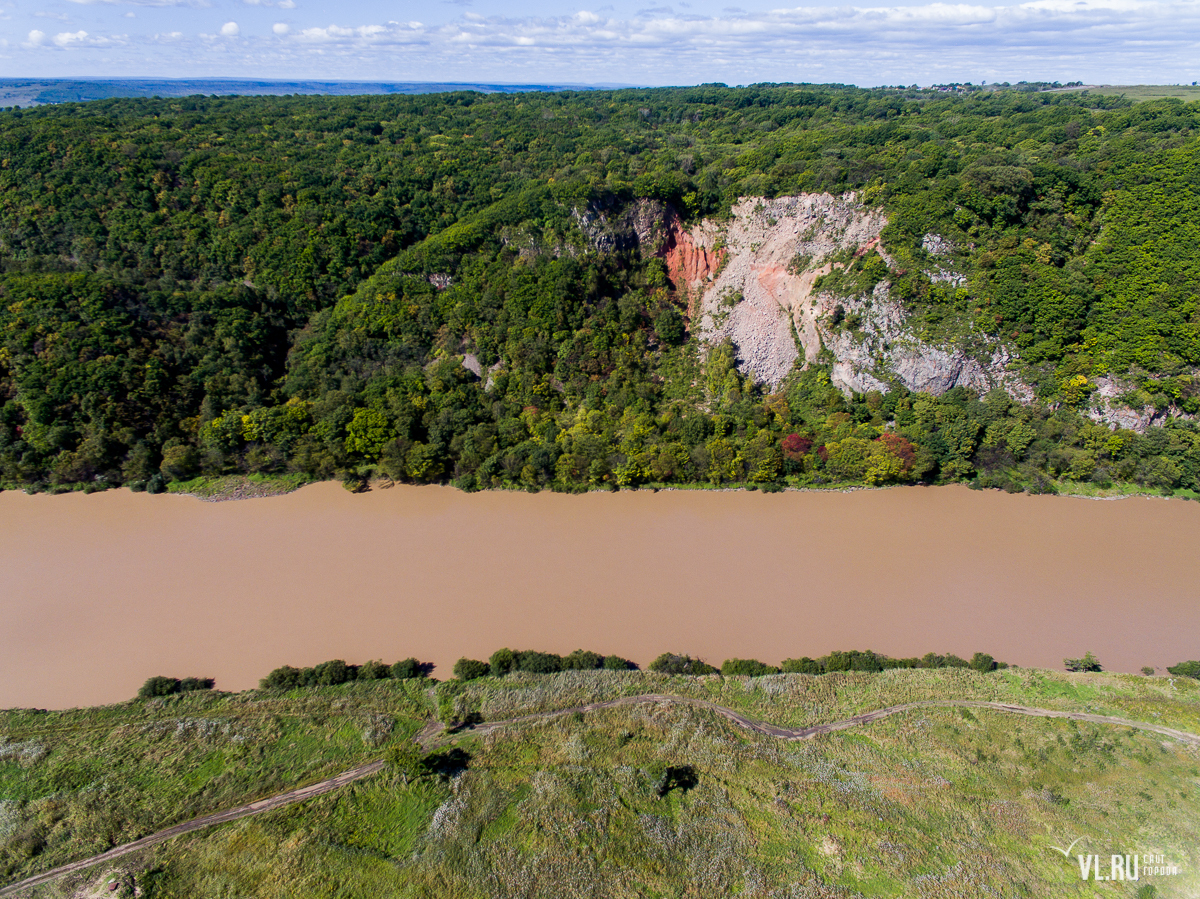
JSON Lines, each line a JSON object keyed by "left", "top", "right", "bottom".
{"left": 4, "top": 697, "right": 1196, "bottom": 896}
{"left": 429, "top": 695, "right": 1200, "bottom": 747}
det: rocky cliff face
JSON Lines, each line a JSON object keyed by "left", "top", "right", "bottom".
{"left": 655, "top": 193, "right": 1032, "bottom": 401}
{"left": 578, "top": 194, "right": 1183, "bottom": 430}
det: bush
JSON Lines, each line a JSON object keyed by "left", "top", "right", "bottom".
{"left": 137, "top": 676, "right": 180, "bottom": 699}
{"left": 310, "top": 659, "right": 354, "bottom": 686}
{"left": 1167, "top": 659, "right": 1200, "bottom": 678}
{"left": 391, "top": 657, "right": 431, "bottom": 679}
{"left": 453, "top": 658, "right": 490, "bottom": 680}
{"left": 603, "top": 654, "right": 638, "bottom": 671}
{"left": 721, "top": 658, "right": 780, "bottom": 676}
{"left": 822, "top": 650, "right": 887, "bottom": 672}
{"left": 969, "top": 652, "right": 997, "bottom": 673}
{"left": 781, "top": 657, "right": 823, "bottom": 674}
{"left": 516, "top": 650, "right": 562, "bottom": 674}
{"left": 260, "top": 665, "right": 304, "bottom": 690}
{"left": 357, "top": 659, "right": 391, "bottom": 681}
{"left": 648, "top": 653, "right": 718, "bottom": 675}
{"left": 489, "top": 648, "right": 518, "bottom": 677}
{"left": 563, "top": 649, "right": 604, "bottom": 670}
{"left": 137, "top": 675, "right": 213, "bottom": 699}
{"left": 178, "top": 677, "right": 215, "bottom": 692}
{"left": 1064, "top": 651, "right": 1103, "bottom": 672}
{"left": 1141, "top": 666, "right": 1156, "bottom": 676}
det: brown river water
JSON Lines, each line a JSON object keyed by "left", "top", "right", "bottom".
{"left": 1, "top": 483, "right": 1198, "bottom": 710}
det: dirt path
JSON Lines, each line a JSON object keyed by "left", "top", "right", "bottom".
{"left": 5, "top": 697, "right": 1197, "bottom": 895}
{"left": 0, "top": 761, "right": 385, "bottom": 897}
{"left": 431, "top": 695, "right": 1200, "bottom": 748}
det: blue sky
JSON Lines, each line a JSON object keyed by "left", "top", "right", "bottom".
{"left": 2, "top": 0, "right": 1199, "bottom": 86}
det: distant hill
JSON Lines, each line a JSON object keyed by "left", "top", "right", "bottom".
{"left": 0, "top": 78, "right": 633, "bottom": 107}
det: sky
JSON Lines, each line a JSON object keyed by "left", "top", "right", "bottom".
{"left": 1, "top": 0, "right": 1199, "bottom": 87}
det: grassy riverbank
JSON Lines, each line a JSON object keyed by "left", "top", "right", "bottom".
{"left": 2, "top": 668, "right": 1198, "bottom": 897}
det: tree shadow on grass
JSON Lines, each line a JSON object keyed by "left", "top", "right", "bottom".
{"left": 423, "top": 748, "right": 472, "bottom": 780}
{"left": 657, "top": 765, "right": 699, "bottom": 798}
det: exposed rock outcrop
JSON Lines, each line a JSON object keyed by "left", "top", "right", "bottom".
{"left": 662, "top": 219, "right": 724, "bottom": 314}
{"left": 668, "top": 194, "right": 1030, "bottom": 398}
{"left": 684, "top": 194, "right": 889, "bottom": 389}
{"left": 818, "top": 284, "right": 1032, "bottom": 401}
{"left": 1087, "top": 376, "right": 1192, "bottom": 432}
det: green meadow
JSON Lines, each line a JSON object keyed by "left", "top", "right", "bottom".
{"left": 2, "top": 667, "right": 1197, "bottom": 897}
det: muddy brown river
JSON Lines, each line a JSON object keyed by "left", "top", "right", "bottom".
{"left": 1, "top": 483, "right": 1197, "bottom": 710}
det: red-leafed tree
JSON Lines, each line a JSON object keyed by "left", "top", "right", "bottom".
{"left": 781, "top": 433, "right": 813, "bottom": 461}
{"left": 878, "top": 432, "right": 917, "bottom": 473}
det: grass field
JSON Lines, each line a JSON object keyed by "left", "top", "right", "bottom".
{"left": 2, "top": 668, "right": 1197, "bottom": 897}
{"left": 1087, "top": 85, "right": 1200, "bottom": 102}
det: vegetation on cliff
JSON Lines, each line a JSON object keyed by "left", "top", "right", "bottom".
{"left": 2, "top": 86, "right": 1200, "bottom": 495}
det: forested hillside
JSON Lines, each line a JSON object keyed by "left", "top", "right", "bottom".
{"left": 2, "top": 85, "right": 1199, "bottom": 495}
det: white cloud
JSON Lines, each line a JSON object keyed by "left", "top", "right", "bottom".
{"left": 25, "top": 28, "right": 126, "bottom": 49}
{"left": 244, "top": 0, "right": 296, "bottom": 7}
{"left": 53, "top": 30, "right": 90, "bottom": 46}
{"left": 220, "top": 20, "right": 239, "bottom": 36}
{"left": 273, "top": 22, "right": 289, "bottom": 34}
{"left": 296, "top": 22, "right": 398, "bottom": 42}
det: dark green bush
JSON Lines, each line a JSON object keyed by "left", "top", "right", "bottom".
{"left": 391, "top": 657, "right": 431, "bottom": 679}
{"left": 178, "top": 677, "right": 215, "bottom": 692}
{"left": 822, "top": 650, "right": 887, "bottom": 672}
{"left": 1167, "top": 659, "right": 1200, "bottom": 678}
{"left": 453, "top": 658, "right": 490, "bottom": 680}
{"left": 720, "top": 658, "right": 781, "bottom": 676}
{"left": 309, "top": 659, "right": 354, "bottom": 686}
{"left": 138, "top": 675, "right": 212, "bottom": 699}
{"left": 489, "top": 648, "right": 518, "bottom": 677}
{"left": 260, "top": 665, "right": 304, "bottom": 690}
{"left": 648, "top": 653, "right": 718, "bottom": 675}
{"left": 969, "top": 652, "right": 997, "bottom": 672}
{"left": 357, "top": 659, "right": 391, "bottom": 680}
{"left": 781, "top": 657, "right": 823, "bottom": 674}
{"left": 602, "top": 654, "right": 638, "bottom": 671}
{"left": 137, "top": 676, "right": 180, "bottom": 699}
{"left": 563, "top": 649, "right": 604, "bottom": 670}
{"left": 516, "top": 650, "right": 563, "bottom": 674}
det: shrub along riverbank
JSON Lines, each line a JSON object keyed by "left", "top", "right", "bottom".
{"left": 137, "top": 646, "right": 1200, "bottom": 702}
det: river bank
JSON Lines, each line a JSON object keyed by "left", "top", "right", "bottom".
{"left": 2, "top": 482, "right": 1198, "bottom": 710}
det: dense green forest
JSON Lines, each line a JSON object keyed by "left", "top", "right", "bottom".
{"left": 2, "top": 85, "right": 1199, "bottom": 495}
